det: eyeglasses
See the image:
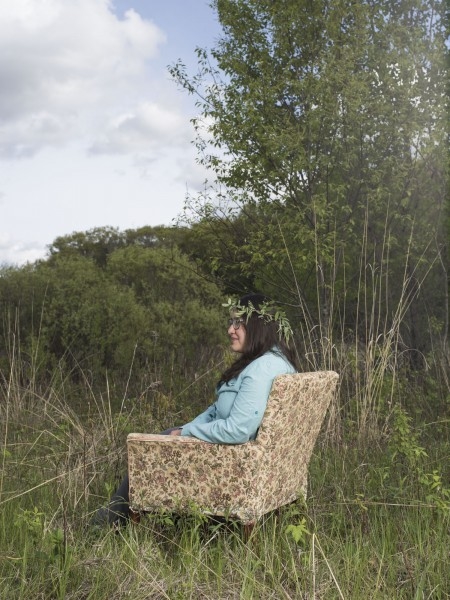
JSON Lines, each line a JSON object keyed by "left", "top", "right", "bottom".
{"left": 228, "top": 317, "right": 245, "bottom": 330}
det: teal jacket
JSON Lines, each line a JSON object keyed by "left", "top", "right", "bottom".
{"left": 180, "top": 349, "right": 296, "bottom": 444}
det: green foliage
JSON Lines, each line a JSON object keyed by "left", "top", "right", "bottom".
{"left": 389, "top": 405, "right": 428, "bottom": 467}
{"left": 285, "top": 517, "right": 310, "bottom": 546}
{"left": 14, "top": 506, "right": 44, "bottom": 541}
{"left": 387, "top": 404, "right": 450, "bottom": 511}
{"left": 0, "top": 228, "right": 226, "bottom": 404}
{"left": 14, "top": 507, "right": 69, "bottom": 570}
{"left": 49, "top": 226, "right": 127, "bottom": 267}
{"left": 223, "top": 295, "right": 294, "bottom": 342}
{"left": 1, "top": 391, "right": 448, "bottom": 599}
{"left": 0, "top": 8, "right": 448, "bottom": 597}
{"left": 171, "top": 0, "right": 447, "bottom": 361}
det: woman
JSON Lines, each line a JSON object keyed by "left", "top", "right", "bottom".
{"left": 92, "top": 293, "right": 297, "bottom": 526}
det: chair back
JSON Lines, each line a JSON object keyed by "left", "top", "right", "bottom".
{"left": 254, "top": 371, "right": 338, "bottom": 506}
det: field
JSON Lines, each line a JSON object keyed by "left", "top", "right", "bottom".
{"left": 1, "top": 363, "right": 448, "bottom": 600}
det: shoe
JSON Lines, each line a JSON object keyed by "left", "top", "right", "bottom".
{"left": 89, "top": 506, "right": 110, "bottom": 529}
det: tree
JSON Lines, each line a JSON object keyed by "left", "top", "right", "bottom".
{"left": 0, "top": 239, "right": 227, "bottom": 399}
{"left": 49, "top": 226, "right": 127, "bottom": 268}
{"left": 106, "top": 244, "right": 226, "bottom": 365}
{"left": 171, "top": 0, "right": 447, "bottom": 358}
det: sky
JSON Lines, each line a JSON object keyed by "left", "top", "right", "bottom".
{"left": 0, "top": 0, "right": 222, "bottom": 266}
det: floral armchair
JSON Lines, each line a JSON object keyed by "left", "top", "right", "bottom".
{"left": 127, "top": 371, "right": 339, "bottom": 526}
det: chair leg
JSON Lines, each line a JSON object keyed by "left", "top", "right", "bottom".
{"left": 243, "top": 522, "right": 255, "bottom": 541}
{"left": 130, "top": 509, "right": 141, "bottom": 525}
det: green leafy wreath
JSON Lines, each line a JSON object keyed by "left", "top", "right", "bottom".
{"left": 223, "top": 297, "right": 293, "bottom": 343}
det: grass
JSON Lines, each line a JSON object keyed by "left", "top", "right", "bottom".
{"left": 0, "top": 370, "right": 449, "bottom": 600}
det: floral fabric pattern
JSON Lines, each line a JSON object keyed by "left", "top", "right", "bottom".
{"left": 127, "top": 371, "right": 339, "bottom": 524}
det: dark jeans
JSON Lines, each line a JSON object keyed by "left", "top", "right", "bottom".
{"left": 91, "top": 427, "right": 181, "bottom": 527}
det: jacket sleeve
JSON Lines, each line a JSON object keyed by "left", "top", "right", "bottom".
{"left": 182, "top": 403, "right": 217, "bottom": 428}
{"left": 181, "top": 359, "right": 277, "bottom": 444}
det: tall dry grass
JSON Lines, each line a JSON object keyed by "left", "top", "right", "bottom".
{"left": 0, "top": 215, "right": 448, "bottom": 598}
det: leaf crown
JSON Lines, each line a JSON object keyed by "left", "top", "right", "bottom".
{"left": 222, "top": 297, "right": 293, "bottom": 343}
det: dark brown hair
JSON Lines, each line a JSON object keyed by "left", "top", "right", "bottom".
{"left": 219, "top": 293, "right": 298, "bottom": 383}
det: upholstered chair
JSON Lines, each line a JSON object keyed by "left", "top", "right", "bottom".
{"left": 127, "top": 371, "right": 338, "bottom": 527}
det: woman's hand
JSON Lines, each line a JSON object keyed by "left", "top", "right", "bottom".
{"left": 169, "top": 428, "right": 182, "bottom": 436}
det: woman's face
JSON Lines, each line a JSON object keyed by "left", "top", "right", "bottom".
{"left": 228, "top": 313, "right": 247, "bottom": 353}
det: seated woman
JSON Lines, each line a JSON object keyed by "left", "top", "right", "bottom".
{"left": 92, "top": 293, "right": 298, "bottom": 527}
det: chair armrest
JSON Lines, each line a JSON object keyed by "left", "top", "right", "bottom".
{"left": 127, "top": 432, "right": 262, "bottom": 516}
{"left": 127, "top": 433, "right": 207, "bottom": 445}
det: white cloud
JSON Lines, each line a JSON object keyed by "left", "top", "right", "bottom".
{"left": 90, "top": 101, "right": 188, "bottom": 155}
{"left": 0, "top": 234, "right": 47, "bottom": 266}
{"left": 0, "top": 0, "right": 221, "bottom": 267}
{"left": 0, "top": 0, "right": 167, "bottom": 157}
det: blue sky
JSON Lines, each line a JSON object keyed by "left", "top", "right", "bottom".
{"left": 0, "top": 0, "right": 222, "bottom": 265}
